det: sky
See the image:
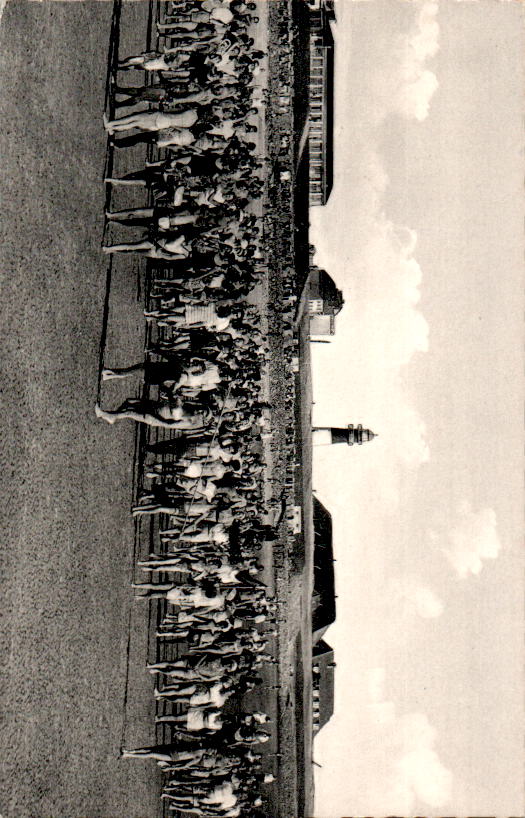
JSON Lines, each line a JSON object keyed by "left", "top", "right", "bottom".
{"left": 310, "top": 1, "right": 524, "bottom": 816}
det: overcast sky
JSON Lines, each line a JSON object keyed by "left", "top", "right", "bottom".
{"left": 310, "top": 2, "right": 524, "bottom": 815}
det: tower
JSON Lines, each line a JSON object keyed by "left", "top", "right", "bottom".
{"left": 312, "top": 423, "right": 377, "bottom": 446}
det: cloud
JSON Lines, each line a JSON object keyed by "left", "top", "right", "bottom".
{"left": 396, "top": 2, "right": 440, "bottom": 121}
{"left": 315, "top": 646, "right": 454, "bottom": 816}
{"left": 361, "top": 216, "right": 429, "bottom": 367}
{"left": 364, "top": 1, "right": 439, "bottom": 124}
{"left": 391, "top": 713, "right": 453, "bottom": 809}
{"left": 443, "top": 500, "right": 502, "bottom": 578}
{"left": 398, "top": 68, "right": 439, "bottom": 121}
{"left": 311, "top": 10, "right": 436, "bottom": 498}
{"left": 360, "top": 678, "right": 453, "bottom": 814}
{"left": 322, "top": 191, "right": 430, "bottom": 375}
{"left": 396, "top": 403, "right": 430, "bottom": 466}
{"left": 342, "top": 209, "right": 430, "bottom": 471}
{"left": 311, "top": 148, "right": 431, "bottom": 484}
{"left": 402, "top": 1, "right": 440, "bottom": 65}
{"left": 378, "top": 712, "right": 453, "bottom": 813}
{"left": 391, "top": 576, "right": 444, "bottom": 618}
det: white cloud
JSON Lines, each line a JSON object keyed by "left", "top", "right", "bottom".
{"left": 311, "top": 4, "right": 435, "bottom": 511}
{"left": 405, "top": 1, "right": 440, "bottom": 63}
{"left": 444, "top": 500, "right": 502, "bottom": 578}
{"left": 364, "top": 1, "right": 440, "bottom": 124}
{"left": 311, "top": 148, "right": 431, "bottom": 486}
{"left": 381, "top": 711, "right": 453, "bottom": 813}
{"left": 395, "top": 743, "right": 453, "bottom": 807}
{"left": 392, "top": 576, "right": 444, "bottom": 618}
{"left": 337, "top": 679, "right": 454, "bottom": 815}
{"left": 361, "top": 215, "right": 429, "bottom": 367}
{"left": 412, "top": 586, "right": 444, "bottom": 618}
{"left": 398, "top": 68, "right": 439, "bottom": 121}
{"left": 397, "top": 403, "right": 430, "bottom": 466}
{"left": 396, "top": 2, "right": 440, "bottom": 121}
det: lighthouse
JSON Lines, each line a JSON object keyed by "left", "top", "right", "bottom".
{"left": 312, "top": 423, "right": 377, "bottom": 447}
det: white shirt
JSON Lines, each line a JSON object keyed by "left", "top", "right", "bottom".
{"left": 190, "top": 683, "right": 229, "bottom": 708}
{"left": 157, "top": 404, "right": 184, "bottom": 421}
{"left": 157, "top": 128, "right": 195, "bottom": 148}
{"left": 166, "top": 587, "right": 224, "bottom": 609}
{"left": 186, "top": 709, "right": 223, "bottom": 731}
{"left": 210, "top": 6, "right": 234, "bottom": 23}
{"left": 209, "top": 119, "right": 236, "bottom": 140}
{"left": 203, "top": 782, "right": 236, "bottom": 808}
{"left": 154, "top": 110, "right": 198, "bottom": 130}
{"left": 214, "top": 565, "right": 240, "bottom": 584}
{"left": 159, "top": 235, "right": 190, "bottom": 255}
{"left": 178, "top": 364, "right": 221, "bottom": 389}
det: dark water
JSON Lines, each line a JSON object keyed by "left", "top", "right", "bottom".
{"left": 0, "top": 3, "right": 160, "bottom": 816}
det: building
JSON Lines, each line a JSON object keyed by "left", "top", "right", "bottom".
{"left": 308, "top": 264, "right": 344, "bottom": 335}
{"left": 312, "top": 423, "right": 377, "bottom": 447}
{"left": 311, "top": 498, "right": 336, "bottom": 736}
{"left": 312, "top": 640, "right": 335, "bottom": 735}
{"left": 312, "top": 496, "right": 336, "bottom": 644}
{"left": 307, "top": 0, "right": 335, "bottom": 206}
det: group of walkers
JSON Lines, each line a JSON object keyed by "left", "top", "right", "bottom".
{"left": 97, "top": 0, "right": 281, "bottom": 814}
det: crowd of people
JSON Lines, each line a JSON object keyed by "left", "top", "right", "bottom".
{"left": 97, "top": 0, "right": 281, "bottom": 814}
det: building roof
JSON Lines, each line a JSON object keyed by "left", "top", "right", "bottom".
{"left": 318, "top": 269, "right": 344, "bottom": 315}
{"left": 306, "top": 0, "right": 337, "bottom": 21}
{"left": 312, "top": 639, "right": 335, "bottom": 734}
{"left": 308, "top": 2, "right": 335, "bottom": 205}
{"left": 309, "top": 264, "right": 344, "bottom": 316}
{"left": 323, "top": 0, "right": 337, "bottom": 21}
{"left": 322, "top": 17, "right": 334, "bottom": 201}
{"left": 312, "top": 497, "right": 336, "bottom": 642}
